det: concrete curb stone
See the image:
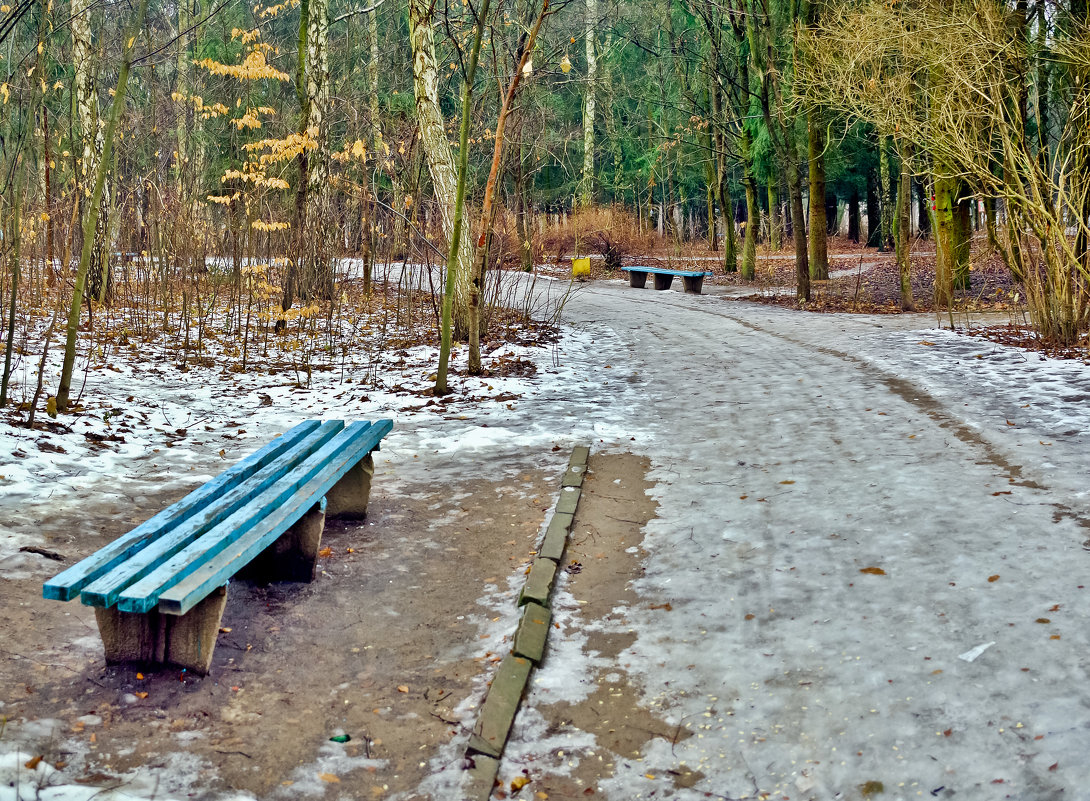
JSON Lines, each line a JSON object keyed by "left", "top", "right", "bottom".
{"left": 512, "top": 602, "right": 552, "bottom": 663}
{"left": 466, "top": 654, "right": 533, "bottom": 758}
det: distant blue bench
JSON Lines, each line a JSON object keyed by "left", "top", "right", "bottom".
{"left": 43, "top": 419, "right": 392, "bottom": 674}
{"left": 620, "top": 266, "right": 712, "bottom": 294}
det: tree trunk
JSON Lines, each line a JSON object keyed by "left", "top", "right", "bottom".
{"left": 953, "top": 187, "right": 972, "bottom": 290}
{"left": 866, "top": 167, "right": 882, "bottom": 247}
{"left": 848, "top": 188, "right": 860, "bottom": 243}
{"left": 933, "top": 173, "right": 956, "bottom": 310}
{"left": 767, "top": 172, "right": 782, "bottom": 250}
{"left": 807, "top": 111, "right": 828, "bottom": 279}
{"left": 740, "top": 129, "right": 759, "bottom": 280}
{"left": 894, "top": 149, "right": 915, "bottom": 311}
{"left": 58, "top": 0, "right": 149, "bottom": 411}
{"left": 433, "top": 0, "right": 490, "bottom": 395}
{"left": 825, "top": 193, "right": 838, "bottom": 236}
{"left": 878, "top": 138, "right": 893, "bottom": 251}
{"left": 579, "top": 0, "right": 597, "bottom": 206}
{"left": 916, "top": 179, "right": 931, "bottom": 238}
{"left": 788, "top": 152, "right": 810, "bottom": 301}
{"left": 466, "top": 1, "right": 547, "bottom": 375}
{"left": 409, "top": 0, "right": 473, "bottom": 328}
{"left": 72, "top": 0, "right": 111, "bottom": 302}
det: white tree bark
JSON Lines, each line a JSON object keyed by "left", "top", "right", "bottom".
{"left": 580, "top": 0, "right": 597, "bottom": 206}
{"left": 305, "top": 0, "right": 330, "bottom": 192}
{"left": 71, "top": 0, "right": 111, "bottom": 297}
{"left": 408, "top": 0, "right": 471, "bottom": 313}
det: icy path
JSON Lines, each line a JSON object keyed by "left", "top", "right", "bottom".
{"left": 509, "top": 280, "right": 1090, "bottom": 799}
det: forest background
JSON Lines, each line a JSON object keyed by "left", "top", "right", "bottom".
{"left": 1, "top": 0, "right": 1088, "bottom": 419}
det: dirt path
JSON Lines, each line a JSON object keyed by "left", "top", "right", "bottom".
{"left": 0, "top": 463, "right": 564, "bottom": 799}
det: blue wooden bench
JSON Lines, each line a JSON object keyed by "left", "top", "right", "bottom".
{"left": 43, "top": 418, "right": 392, "bottom": 675}
{"left": 620, "top": 266, "right": 712, "bottom": 294}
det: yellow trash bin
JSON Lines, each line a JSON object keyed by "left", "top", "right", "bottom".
{"left": 572, "top": 256, "right": 591, "bottom": 280}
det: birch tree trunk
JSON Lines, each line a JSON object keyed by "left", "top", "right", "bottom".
{"left": 409, "top": 0, "right": 472, "bottom": 325}
{"left": 72, "top": 0, "right": 111, "bottom": 301}
{"left": 58, "top": 0, "right": 149, "bottom": 410}
{"left": 579, "top": 0, "right": 597, "bottom": 206}
{"left": 366, "top": 7, "right": 405, "bottom": 260}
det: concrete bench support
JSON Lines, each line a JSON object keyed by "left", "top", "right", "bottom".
{"left": 653, "top": 272, "right": 674, "bottom": 290}
{"left": 242, "top": 497, "right": 328, "bottom": 584}
{"left": 621, "top": 267, "right": 712, "bottom": 294}
{"left": 94, "top": 585, "right": 228, "bottom": 675}
{"left": 325, "top": 454, "right": 374, "bottom": 519}
{"left": 683, "top": 275, "right": 705, "bottom": 293}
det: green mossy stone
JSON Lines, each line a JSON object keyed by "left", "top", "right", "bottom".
{"left": 569, "top": 446, "right": 590, "bottom": 467}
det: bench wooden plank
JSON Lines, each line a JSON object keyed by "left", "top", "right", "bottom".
{"left": 620, "top": 267, "right": 712, "bottom": 278}
{"left": 79, "top": 420, "right": 345, "bottom": 608}
{"left": 155, "top": 418, "right": 393, "bottom": 615}
{"left": 42, "top": 420, "right": 324, "bottom": 602}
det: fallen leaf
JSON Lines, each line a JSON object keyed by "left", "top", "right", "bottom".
{"left": 649, "top": 603, "right": 672, "bottom": 611}
{"left": 511, "top": 776, "right": 531, "bottom": 792}
{"left": 1049, "top": 762, "right": 1059, "bottom": 771}
{"left": 644, "top": 773, "right": 656, "bottom": 779}
{"left": 134, "top": 691, "right": 148, "bottom": 699}
{"left": 536, "top": 793, "right": 549, "bottom": 800}
{"left": 1049, "top": 604, "right": 1061, "bottom": 612}
{"left": 319, "top": 773, "right": 340, "bottom": 783}
{"left": 991, "top": 491, "right": 1012, "bottom": 496}
{"left": 219, "top": 627, "right": 232, "bottom": 633}
{"left": 931, "top": 669, "right": 943, "bottom": 675}
{"left": 397, "top": 685, "right": 409, "bottom": 693}
{"left": 943, "top": 728, "right": 953, "bottom": 737}
{"left": 1006, "top": 420, "right": 1017, "bottom": 426}
{"left": 1050, "top": 634, "right": 1061, "bottom": 640}
{"left": 860, "top": 567, "right": 887, "bottom": 575}
{"left": 24, "top": 756, "right": 43, "bottom": 770}
{"left": 988, "top": 575, "right": 1000, "bottom": 582}
{"left": 318, "top": 547, "right": 333, "bottom": 558}
{"left": 779, "top": 480, "right": 795, "bottom": 485}
{"left": 1036, "top": 618, "right": 1051, "bottom": 624}
{"left": 136, "top": 672, "right": 145, "bottom": 680}
{"left": 919, "top": 340, "right": 935, "bottom": 346}
{"left": 744, "top": 613, "right": 755, "bottom": 621}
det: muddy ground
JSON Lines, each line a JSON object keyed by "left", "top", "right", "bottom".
{"left": 1, "top": 450, "right": 655, "bottom": 800}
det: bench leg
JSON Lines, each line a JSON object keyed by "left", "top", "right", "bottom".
{"left": 653, "top": 273, "right": 674, "bottom": 290}
{"left": 326, "top": 453, "right": 375, "bottom": 519}
{"left": 682, "top": 275, "right": 705, "bottom": 294}
{"left": 628, "top": 270, "right": 648, "bottom": 288}
{"left": 242, "top": 497, "right": 328, "bottom": 584}
{"left": 94, "top": 585, "right": 228, "bottom": 676}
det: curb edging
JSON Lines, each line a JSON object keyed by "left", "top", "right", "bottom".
{"left": 458, "top": 446, "right": 588, "bottom": 800}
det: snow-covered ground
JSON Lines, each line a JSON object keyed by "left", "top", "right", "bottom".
{"left": 3, "top": 273, "right": 1090, "bottom": 799}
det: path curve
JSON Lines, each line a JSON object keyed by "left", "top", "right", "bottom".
{"left": 500, "top": 279, "right": 1090, "bottom": 800}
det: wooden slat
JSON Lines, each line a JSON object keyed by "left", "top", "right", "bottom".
{"left": 80, "top": 421, "right": 345, "bottom": 608}
{"left": 155, "top": 419, "right": 393, "bottom": 615}
{"left": 620, "top": 267, "right": 711, "bottom": 277}
{"left": 42, "top": 420, "right": 323, "bottom": 602}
